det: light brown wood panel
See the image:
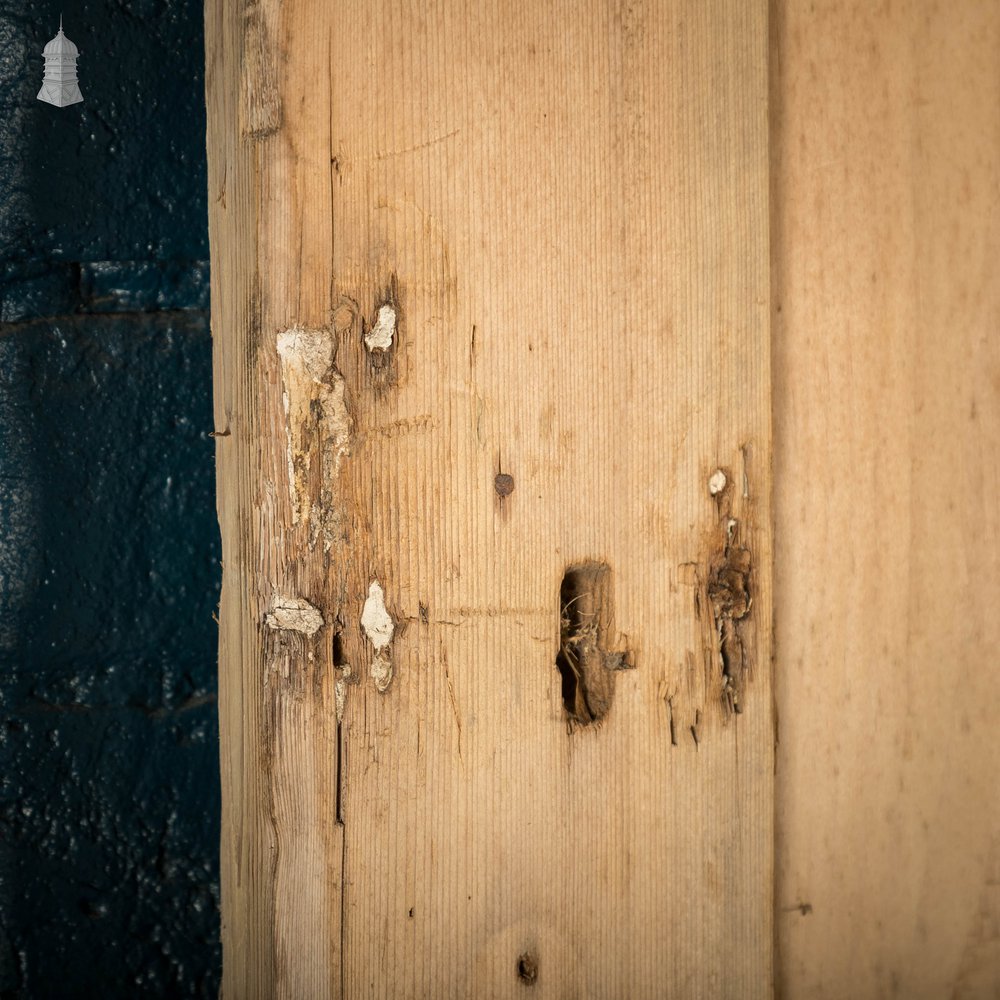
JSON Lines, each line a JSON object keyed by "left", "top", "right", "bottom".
{"left": 773, "top": 2, "right": 1000, "bottom": 996}
{"left": 207, "top": 1, "right": 772, "bottom": 996}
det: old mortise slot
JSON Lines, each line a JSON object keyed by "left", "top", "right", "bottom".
{"left": 556, "top": 562, "right": 629, "bottom": 726}
{"left": 332, "top": 625, "right": 349, "bottom": 825}
{"left": 332, "top": 628, "right": 348, "bottom": 670}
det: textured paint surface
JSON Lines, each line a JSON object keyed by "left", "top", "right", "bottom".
{"left": 0, "top": 2, "right": 219, "bottom": 996}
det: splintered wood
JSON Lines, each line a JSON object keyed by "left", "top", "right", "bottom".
{"left": 206, "top": 1, "right": 771, "bottom": 996}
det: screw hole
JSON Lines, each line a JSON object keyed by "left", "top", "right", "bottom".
{"left": 516, "top": 953, "right": 537, "bottom": 985}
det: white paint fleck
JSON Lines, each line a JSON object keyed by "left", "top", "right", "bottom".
{"left": 265, "top": 596, "right": 324, "bottom": 636}
{"left": 370, "top": 651, "right": 393, "bottom": 693}
{"left": 335, "top": 665, "right": 351, "bottom": 721}
{"left": 364, "top": 304, "right": 396, "bottom": 352}
{"left": 708, "top": 469, "right": 727, "bottom": 496}
{"left": 361, "top": 581, "right": 394, "bottom": 649}
{"left": 362, "top": 582, "right": 395, "bottom": 695}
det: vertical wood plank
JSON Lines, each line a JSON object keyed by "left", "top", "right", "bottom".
{"left": 773, "top": 2, "right": 1000, "bottom": 995}
{"left": 207, "top": 1, "right": 772, "bottom": 996}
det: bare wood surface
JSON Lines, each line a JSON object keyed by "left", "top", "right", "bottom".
{"left": 772, "top": 2, "right": 1000, "bottom": 996}
{"left": 207, "top": 1, "right": 772, "bottom": 996}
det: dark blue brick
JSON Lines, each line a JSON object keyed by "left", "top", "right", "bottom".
{"left": 0, "top": 1, "right": 220, "bottom": 996}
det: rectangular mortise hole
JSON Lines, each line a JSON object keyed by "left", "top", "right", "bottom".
{"left": 557, "top": 562, "right": 614, "bottom": 725}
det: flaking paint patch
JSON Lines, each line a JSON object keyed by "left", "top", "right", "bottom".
{"left": 361, "top": 581, "right": 394, "bottom": 648}
{"left": 361, "top": 582, "right": 395, "bottom": 693}
{"left": 370, "top": 652, "right": 392, "bottom": 693}
{"left": 335, "top": 666, "right": 351, "bottom": 721}
{"left": 265, "top": 596, "right": 324, "bottom": 636}
{"left": 364, "top": 304, "right": 396, "bottom": 352}
{"left": 276, "top": 327, "right": 351, "bottom": 549}
{"left": 708, "top": 469, "right": 727, "bottom": 496}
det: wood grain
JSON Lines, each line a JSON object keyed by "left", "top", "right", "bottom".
{"left": 772, "top": 2, "right": 1000, "bottom": 996}
{"left": 207, "top": 1, "right": 772, "bottom": 996}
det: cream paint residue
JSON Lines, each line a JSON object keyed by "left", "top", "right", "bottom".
{"left": 369, "top": 652, "right": 393, "bottom": 694}
{"left": 361, "top": 581, "right": 394, "bottom": 649}
{"left": 364, "top": 304, "right": 396, "bottom": 352}
{"left": 265, "top": 595, "right": 324, "bottom": 636}
{"left": 361, "top": 581, "right": 395, "bottom": 692}
{"left": 708, "top": 469, "right": 727, "bottom": 496}
{"left": 276, "top": 327, "right": 351, "bottom": 548}
{"left": 335, "top": 665, "right": 351, "bottom": 722}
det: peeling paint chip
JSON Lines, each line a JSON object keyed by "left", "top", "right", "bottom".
{"left": 335, "top": 667, "right": 351, "bottom": 721}
{"left": 708, "top": 469, "right": 727, "bottom": 496}
{"left": 370, "top": 652, "right": 393, "bottom": 693}
{"left": 276, "top": 327, "right": 335, "bottom": 382}
{"left": 274, "top": 326, "right": 351, "bottom": 541}
{"left": 265, "top": 596, "right": 324, "bottom": 636}
{"left": 362, "top": 582, "right": 395, "bottom": 694}
{"left": 364, "top": 304, "right": 396, "bottom": 352}
{"left": 361, "top": 581, "right": 394, "bottom": 649}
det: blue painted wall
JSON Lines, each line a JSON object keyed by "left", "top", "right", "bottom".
{"left": 0, "top": 2, "right": 221, "bottom": 996}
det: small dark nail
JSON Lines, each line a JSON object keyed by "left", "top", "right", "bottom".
{"left": 494, "top": 473, "right": 515, "bottom": 498}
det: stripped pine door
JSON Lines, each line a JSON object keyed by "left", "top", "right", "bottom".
{"left": 206, "top": 1, "right": 772, "bottom": 996}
